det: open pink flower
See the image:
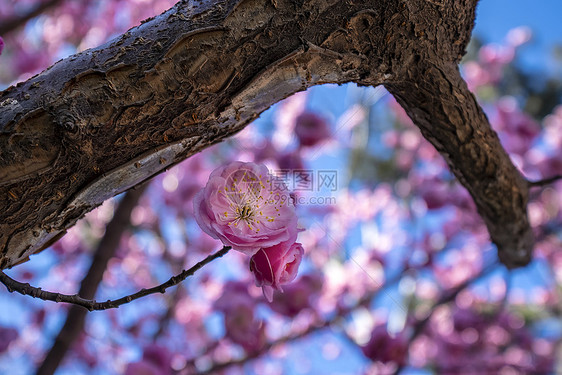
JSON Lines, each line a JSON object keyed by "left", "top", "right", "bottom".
{"left": 250, "top": 241, "right": 304, "bottom": 302}
{"left": 194, "top": 161, "right": 298, "bottom": 255}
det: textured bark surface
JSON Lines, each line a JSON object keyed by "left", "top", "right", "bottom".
{"left": 0, "top": 0, "right": 532, "bottom": 268}
{"left": 386, "top": 64, "right": 533, "bottom": 268}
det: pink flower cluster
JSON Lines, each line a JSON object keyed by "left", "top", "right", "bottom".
{"left": 194, "top": 161, "right": 303, "bottom": 301}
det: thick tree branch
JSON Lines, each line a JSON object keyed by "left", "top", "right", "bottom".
{"left": 0, "top": 246, "right": 230, "bottom": 311}
{"left": 0, "top": 0, "right": 534, "bottom": 269}
{"left": 0, "top": 0, "right": 381, "bottom": 268}
{"left": 386, "top": 63, "right": 533, "bottom": 268}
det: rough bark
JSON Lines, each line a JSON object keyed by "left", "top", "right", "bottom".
{"left": 0, "top": 0, "right": 532, "bottom": 268}
{"left": 386, "top": 64, "right": 532, "bottom": 268}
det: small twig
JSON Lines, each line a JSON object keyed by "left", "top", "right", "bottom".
{"left": 392, "top": 261, "right": 499, "bottom": 375}
{"left": 194, "top": 320, "right": 332, "bottom": 375}
{"left": 410, "top": 261, "right": 498, "bottom": 338}
{"left": 528, "top": 175, "right": 562, "bottom": 188}
{"left": 37, "top": 185, "right": 147, "bottom": 375}
{"left": 0, "top": 246, "right": 231, "bottom": 311}
{"left": 189, "top": 267, "right": 411, "bottom": 375}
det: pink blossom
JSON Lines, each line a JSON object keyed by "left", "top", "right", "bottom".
{"left": 362, "top": 325, "right": 408, "bottom": 365}
{"left": 412, "top": 176, "right": 471, "bottom": 210}
{"left": 276, "top": 150, "right": 305, "bottom": 171}
{"left": 142, "top": 345, "right": 172, "bottom": 373}
{"left": 214, "top": 281, "right": 266, "bottom": 352}
{"left": 124, "top": 361, "right": 162, "bottom": 375}
{"left": 223, "top": 304, "right": 266, "bottom": 352}
{"left": 0, "top": 37, "right": 4, "bottom": 56}
{"left": 214, "top": 281, "right": 255, "bottom": 312}
{"left": 194, "top": 161, "right": 298, "bottom": 255}
{"left": 0, "top": 326, "right": 17, "bottom": 353}
{"left": 294, "top": 112, "right": 331, "bottom": 147}
{"left": 253, "top": 139, "right": 281, "bottom": 162}
{"left": 506, "top": 26, "right": 532, "bottom": 47}
{"left": 269, "top": 273, "right": 323, "bottom": 317}
{"left": 492, "top": 97, "right": 540, "bottom": 155}
{"left": 249, "top": 241, "right": 304, "bottom": 302}
{"left": 479, "top": 44, "right": 515, "bottom": 66}
{"left": 124, "top": 345, "right": 171, "bottom": 375}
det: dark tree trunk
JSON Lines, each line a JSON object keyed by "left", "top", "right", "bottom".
{"left": 0, "top": 0, "right": 532, "bottom": 268}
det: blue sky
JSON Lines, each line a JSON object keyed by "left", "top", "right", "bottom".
{"left": 474, "top": 0, "right": 562, "bottom": 73}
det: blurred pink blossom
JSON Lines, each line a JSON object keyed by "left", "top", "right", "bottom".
{"left": 125, "top": 345, "right": 171, "bottom": 375}
{"left": 294, "top": 112, "right": 331, "bottom": 148}
{"left": 0, "top": 326, "right": 17, "bottom": 353}
{"left": 506, "top": 26, "right": 532, "bottom": 47}
{"left": 223, "top": 304, "right": 266, "bottom": 352}
{"left": 362, "top": 325, "right": 408, "bottom": 365}
{"left": 215, "top": 281, "right": 266, "bottom": 352}
{"left": 276, "top": 150, "right": 305, "bottom": 171}
{"left": 269, "top": 273, "right": 323, "bottom": 317}
{"left": 124, "top": 361, "right": 162, "bottom": 375}
{"left": 492, "top": 97, "right": 540, "bottom": 155}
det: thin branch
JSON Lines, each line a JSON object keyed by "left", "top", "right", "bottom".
{"left": 392, "top": 261, "right": 500, "bottom": 375}
{"left": 0, "top": 0, "right": 66, "bottom": 36}
{"left": 410, "top": 261, "right": 499, "bottom": 339}
{"left": 151, "top": 287, "right": 182, "bottom": 341}
{"left": 188, "top": 256, "right": 450, "bottom": 374}
{"left": 190, "top": 268, "right": 409, "bottom": 375}
{"left": 528, "top": 175, "right": 562, "bottom": 188}
{"left": 194, "top": 319, "right": 332, "bottom": 375}
{"left": 36, "top": 185, "right": 147, "bottom": 375}
{"left": 0, "top": 246, "right": 230, "bottom": 311}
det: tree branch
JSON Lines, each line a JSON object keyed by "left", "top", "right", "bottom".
{"left": 0, "top": 246, "right": 230, "bottom": 311}
{"left": 0, "top": 0, "right": 66, "bottom": 36}
{"left": 387, "top": 262, "right": 499, "bottom": 375}
{"left": 386, "top": 63, "right": 534, "bottom": 268}
{"left": 528, "top": 175, "right": 562, "bottom": 188}
{"left": 0, "top": 0, "right": 535, "bottom": 270}
{"left": 0, "top": 0, "right": 480, "bottom": 268}
{"left": 35, "top": 185, "right": 147, "bottom": 375}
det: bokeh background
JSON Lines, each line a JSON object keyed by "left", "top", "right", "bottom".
{"left": 1, "top": 1, "right": 562, "bottom": 374}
